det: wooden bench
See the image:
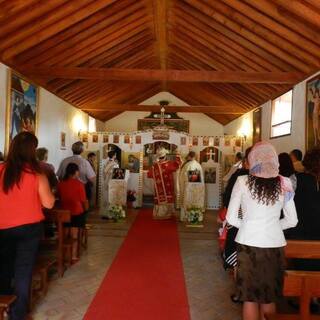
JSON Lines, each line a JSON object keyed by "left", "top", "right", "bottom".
{"left": 43, "top": 209, "right": 71, "bottom": 277}
{"left": 0, "top": 296, "right": 16, "bottom": 320}
{"left": 270, "top": 240, "right": 320, "bottom": 320}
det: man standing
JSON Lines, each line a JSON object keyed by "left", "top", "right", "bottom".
{"left": 290, "top": 149, "right": 304, "bottom": 173}
{"left": 148, "top": 148, "right": 181, "bottom": 220}
{"left": 223, "top": 152, "right": 243, "bottom": 183}
{"left": 57, "top": 141, "right": 96, "bottom": 191}
{"left": 179, "top": 151, "right": 204, "bottom": 221}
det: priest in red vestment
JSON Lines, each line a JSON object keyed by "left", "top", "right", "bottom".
{"left": 148, "top": 148, "right": 181, "bottom": 219}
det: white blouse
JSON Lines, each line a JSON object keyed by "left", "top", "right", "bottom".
{"left": 226, "top": 175, "right": 298, "bottom": 248}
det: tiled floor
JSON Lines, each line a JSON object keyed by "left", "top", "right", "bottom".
{"left": 32, "top": 210, "right": 241, "bottom": 320}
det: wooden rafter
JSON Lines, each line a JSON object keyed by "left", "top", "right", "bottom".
{"left": 18, "top": 66, "right": 305, "bottom": 83}
{"left": 81, "top": 104, "right": 245, "bottom": 114}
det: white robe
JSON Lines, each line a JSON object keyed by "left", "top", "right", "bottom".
{"left": 100, "top": 158, "right": 119, "bottom": 216}
{"left": 179, "top": 159, "right": 205, "bottom": 221}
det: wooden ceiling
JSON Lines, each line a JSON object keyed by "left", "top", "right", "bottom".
{"left": 0, "top": 0, "right": 320, "bottom": 125}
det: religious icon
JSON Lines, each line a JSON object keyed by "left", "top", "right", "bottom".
{"left": 188, "top": 170, "right": 202, "bottom": 183}
{"left": 235, "top": 138, "right": 241, "bottom": 147}
{"left": 60, "top": 132, "right": 66, "bottom": 150}
{"left": 203, "top": 136, "right": 209, "bottom": 146}
{"left": 192, "top": 137, "right": 198, "bottom": 146}
{"left": 124, "top": 135, "right": 130, "bottom": 144}
{"left": 135, "top": 135, "right": 141, "bottom": 144}
{"left": 214, "top": 137, "right": 220, "bottom": 147}
{"left": 180, "top": 137, "right": 186, "bottom": 145}
{"left": 81, "top": 133, "right": 88, "bottom": 143}
{"left": 103, "top": 134, "right": 109, "bottom": 143}
{"left": 92, "top": 134, "right": 99, "bottom": 143}
{"left": 6, "top": 71, "right": 38, "bottom": 153}
{"left": 204, "top": 168, "right": 216, "bottom": 184}
{"left": 306, "top": 74, "right": 320, "bottom": 150}
{"left": 113, "top": 135, "right": 119, "bottom": 144}
{"left": 112, "top": 168, "right": 125, "bottom": 180}
{"left": 224, "top": 137, "right": 231, "bottom": 146}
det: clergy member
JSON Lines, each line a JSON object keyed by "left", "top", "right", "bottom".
{"left": 179, "top": 151, "right": 205, "bottom": 221}
{"left": 148, "top": 148, "right": 181, "bottom": 219}
{"left": 100, "top": 150, "right": 119, "bottom": 217}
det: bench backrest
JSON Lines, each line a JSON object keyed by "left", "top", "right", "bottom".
{"left": 285, "top": 240, "right": 320, "bottom": 259}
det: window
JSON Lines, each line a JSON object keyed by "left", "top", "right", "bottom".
{"left": 270, "top": 90, "right": 292, "bottom": 138}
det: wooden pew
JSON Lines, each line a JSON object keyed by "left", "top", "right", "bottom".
{"left": 42, "top": 209, "right": 71, "bottom": 277}
{"left": 270, "top": 240, "right": 320, "bottom": 320}
{"left": 0, "top": 296, "right": 16, "bottom": 320}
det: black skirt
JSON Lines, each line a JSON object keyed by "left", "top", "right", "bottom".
{"left": 236, "top": 244, "right": 285, "bottom": 304}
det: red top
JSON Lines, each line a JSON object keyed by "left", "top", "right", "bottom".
{"left": 58, "top": 178, "right": 86, "bottom": 215}
{"left": 0, "top": 164, "right": 44, "bottom": 229}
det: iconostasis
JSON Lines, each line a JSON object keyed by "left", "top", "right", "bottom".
{"left": 84, "top": 130, "right": 244, "bottom": 210}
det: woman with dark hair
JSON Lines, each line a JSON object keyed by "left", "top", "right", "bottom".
{"left": 226, "top": 142, "right": 298, "bottom": 320}
{"left": 278, "top": 152, "right": 297, "bottom": 190}
{"left": 289, "top": 148, "right": 320, "bottom": 241}
{"left": 57, "top": 163, "right": 88, "bottom": 261}
{"left": 0, "top": 132, "right": 55, "bottom": 320}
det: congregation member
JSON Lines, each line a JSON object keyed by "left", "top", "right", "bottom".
{"left": 58, "top": 163, "right": 88, "bottom": 261}
{"left": 226, "top": 141, "right": 298, "bottom": 320}
{"left": 288, "top": 148, "right": 320, "bottom": 241}
{"left": 0, "top": 132, "right": 55, "bottom": 320}
{"left": 36, "top": 147, "right": 58, "bottom": 191}
{"left": 221, "top": 147, "right": 251, "bottom": 287}
{"left": 56, "top": 141, "right": 96, "bottom": 192}
{"left": 223, "top": 152, "right": 243, "bottom": 183}
{"left": 290, "top": 149, "right": 304, "bottom": 173}
{"left": 278, "top": 152, "right": 297, "bottom": 190}
{"left": 147, "top": 148, "right": 181, "bottom": 219}
{"left": 179, "top": 151, "right": 204, "bottom": 221}
{"left": 86, "top": 152, "right": 96, "bottom": 206}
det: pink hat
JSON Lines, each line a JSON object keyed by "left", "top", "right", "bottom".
{"left": 248, "top": 141, "right": 279, "bottom": 178}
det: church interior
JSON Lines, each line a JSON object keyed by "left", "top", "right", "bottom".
{"left": 0, "top": 0, "right": 320, "bottom": 319}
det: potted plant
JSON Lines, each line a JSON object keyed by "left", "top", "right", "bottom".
{"left": 185, "top": 206, "right": 204, "bottom": 227}
{"left": 107, "top": 205, "right": 126, "bottom": 222}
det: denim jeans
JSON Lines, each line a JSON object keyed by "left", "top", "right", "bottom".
{"left": 0, "top": 222, "right": 43, "bottom": 320}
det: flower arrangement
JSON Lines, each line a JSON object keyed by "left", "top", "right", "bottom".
{"left": 186, "top": 206, "right": 204, "bottom": 226}
{"left": 127, "top": 190, "right": 136, "bottom": 202}
{"left": 108, "top": 205, "right": 126, "bottom": 222}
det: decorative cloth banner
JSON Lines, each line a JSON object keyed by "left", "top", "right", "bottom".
{"left": 183, "top": 182, "right": 205, "bottom": 210}
{"left": 109, "top": 180, "right": 128, "bottom": 206}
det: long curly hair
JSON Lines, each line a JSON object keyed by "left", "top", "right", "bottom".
{"left": 247, "top": 175, "right": 282, "bottom": 205}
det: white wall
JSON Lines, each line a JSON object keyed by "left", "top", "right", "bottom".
{"left": 105, "top": 91, "right": 224, "bottom": 136}
{"left": 224, "top": 71, "right": 320, "bottom": 153}
{"left": 0, "top": 63, "right": 95, "bottom": 169}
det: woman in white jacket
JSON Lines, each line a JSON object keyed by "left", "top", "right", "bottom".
{"left": 226, "top": 141, "right": 298, "bottom": 320}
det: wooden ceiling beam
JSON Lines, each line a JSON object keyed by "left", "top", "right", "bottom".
{"left": 243, "top": 0, "right": 319, "bottom": 43}
{"left": 81, "top": 104, "right": 245, "bottom": 114}
{"left": 204, "top": 0, "right": 319, "bottom": 67}
{"left": 273, "top": 0, "right": 320, "bottom": 29}
{"left": 0, "top": 0, "right": 40, "bottom": 19}
{"left": 14, "top": 0, "right": 138, "bottom": 64}
{"left": 152, "top": 0, "right": 169, "bottom": 90}
{"left": 1, "top": 0, "right": 117, "bottom": 60}
{"left": 184, "top": 0, "right": 312, "bottom": 73}
{"left": 220, "top": 0, "right": 320, "bottom": 58}
{"left": 19, "top": 66, "right": 305, "bottom": 84}
{"left": 48, "top": 30, "right": 152, "bottom": 90}
{"left": 174, "top": 1, "right": 285, "bottom": 72}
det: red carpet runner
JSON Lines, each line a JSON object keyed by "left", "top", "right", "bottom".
{"left": 84, "top": 209, "right": 190, "bottom": 320}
